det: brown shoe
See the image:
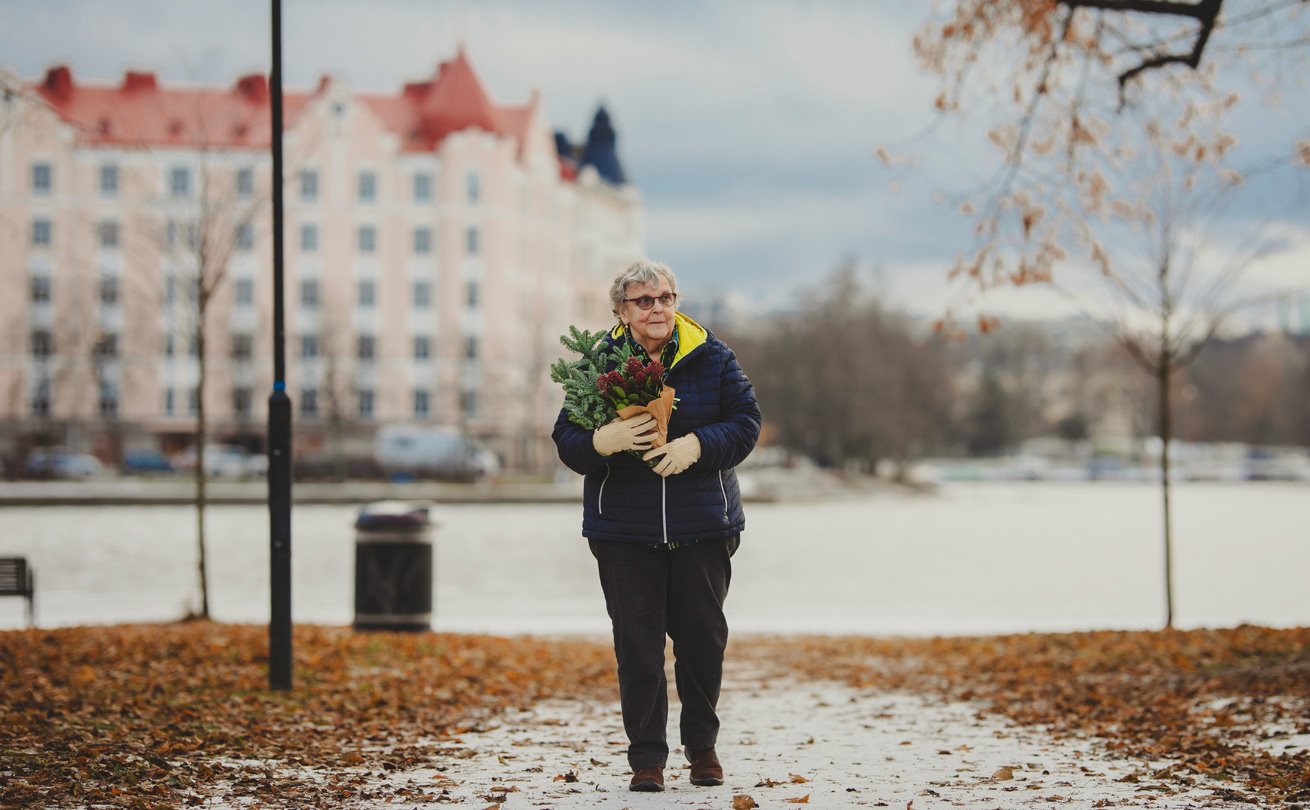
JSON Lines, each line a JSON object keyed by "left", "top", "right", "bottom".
{"left": 630, "top": 766, "right": 665, "bottom": 792}
{"left": 687, "top": 747, "right": 724, "bottom": 786}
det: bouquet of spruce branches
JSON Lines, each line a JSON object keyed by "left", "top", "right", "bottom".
{"left": 549, "top": 326, "right": 676, "bottom": 447}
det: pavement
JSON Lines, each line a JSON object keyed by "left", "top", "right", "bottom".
{"left": 346, "top": 666, "right": 1253, "bottom": 809}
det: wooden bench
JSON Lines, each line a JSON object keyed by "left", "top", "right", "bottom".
{"left": 0, "top": 557, "right": 35, "bottom": 627}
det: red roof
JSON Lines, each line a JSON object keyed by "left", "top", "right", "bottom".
{"left": 30, "top": 49, "right": 542, "bottom": 158}
{"left": 33, "top": 65, "right": 311, "bottom": 150}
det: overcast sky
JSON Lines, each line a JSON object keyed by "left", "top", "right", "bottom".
{"left": 4, "top": 0, "right": 1307, "bottom": 326}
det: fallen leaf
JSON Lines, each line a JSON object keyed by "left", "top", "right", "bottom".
{"left": 789, "top": 774, "right": 810, "bottom": 784}
{"left": 992, "top": 766, "right": 1015, "bottom": 780}
{"left": 553, "top": 770, "right": 579, "bottom": 783}
{"left": 755, "top": 778, "right": 783, "bottom": 788}
{"left": 733, "top": 795, "right": 759, "bottom": 809}
{"left": 784, "top": 795, "right": 811, "bottom": 804}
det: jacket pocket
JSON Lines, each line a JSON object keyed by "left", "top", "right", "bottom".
{"left": 718, "top": 470, "right": 729, "bottom": 520}
{"left": 598, "top": 463, "right": 611, "bottom": 515}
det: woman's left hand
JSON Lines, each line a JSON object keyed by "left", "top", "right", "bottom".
{"left": 642, "top": 433, "right": 701, "bottom": 477}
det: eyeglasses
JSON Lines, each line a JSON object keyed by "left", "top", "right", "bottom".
{"left": 624, "top": 292, "right": 678, "bottom": 310}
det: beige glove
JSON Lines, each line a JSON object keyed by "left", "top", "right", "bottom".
{"left": 643, "top": 433, "right": 701, "bottom": 477}
{"left": 593, "top": 413, "right": 658, "bottom": 456}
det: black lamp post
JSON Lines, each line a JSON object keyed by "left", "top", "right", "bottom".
{"left": 268, "top": 0, "right": 293, "bottom": 691}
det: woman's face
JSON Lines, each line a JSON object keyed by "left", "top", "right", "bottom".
{"left": 620, "top": 276, "right": 677, "bottom": 351}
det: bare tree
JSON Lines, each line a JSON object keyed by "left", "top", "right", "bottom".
{"left": 736, "top": 262, "right": 955, "bottom": 474}
{"left": 904, "top": 0, "right": 1310, "bottom": 627}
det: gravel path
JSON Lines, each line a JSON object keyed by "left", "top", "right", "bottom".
{"left": 363, "top": 668, "right": 1253, "bottom": 809}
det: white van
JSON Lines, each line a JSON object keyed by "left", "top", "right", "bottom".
{"left": 373, "top": 425, "right": 500, "bottom": 481}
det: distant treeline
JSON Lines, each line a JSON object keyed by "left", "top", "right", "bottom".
{"left": 720, "top": 270, "right": 1310, "bottom": 472}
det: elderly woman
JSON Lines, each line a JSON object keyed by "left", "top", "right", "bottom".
{"left": 552, "top": 259, "right": 762, "bottom": 792}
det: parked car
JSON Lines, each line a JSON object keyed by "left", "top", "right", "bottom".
{"left": 171, "top": 444, "right": 268, "bottom": 479}
{"left": 121, "top": 449, "right": 175, "bottom": 474}
{"left": 24, "top": 447, "right": 105, "bottom": 479}
{"left": 374, "top": 425, "right": 499, "bottom": 482}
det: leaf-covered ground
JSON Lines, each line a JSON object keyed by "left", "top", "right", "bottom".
{"left": 0, "top": 623, "right": 616, "bottom": 807}
{"left": 741, "top": 626, "right": 1310, "bottom": 806}
{"left": 2, "top": 624, "right": 1307, "bottom": 807}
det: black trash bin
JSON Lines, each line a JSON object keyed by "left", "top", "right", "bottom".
{"left": 353, "top": 501, "right": 435, "bottom": 631}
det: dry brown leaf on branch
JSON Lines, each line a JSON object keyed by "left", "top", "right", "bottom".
{"left": 733, "top": 795, "right": 759, "bottom": 809}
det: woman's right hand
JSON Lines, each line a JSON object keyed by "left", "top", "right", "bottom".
{"left": 593, "top": 413, "right": 658, "bottom": 456}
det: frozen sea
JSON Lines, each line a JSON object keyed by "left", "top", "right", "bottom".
{"left": 1, "top": 481, "right": 1306, "bottom": 635}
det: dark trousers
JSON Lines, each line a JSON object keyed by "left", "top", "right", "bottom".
{"left": 589, "top": 535, "right": 739, "bottom": 770}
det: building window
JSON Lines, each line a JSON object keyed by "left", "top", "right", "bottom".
{"left": 169, "top": 166, "right": 191, "bottom": 198}
{"left": 236, "top": 167, "right": 254, "bottom": 199}
{"left": 465, "top": 335, "right": 478, "bottom": 361}
{"left": 31, "top": 218, "right": 52, "bottom": 247}
{"left": 461, "top": 389, "right": 478, "bottom": 418}
{"left": 30, "top": 276, "right": 51, "bottom": 304}
{"left": 358, "top": 389, "right": 374, "bottom": 420}
{"left": 357, "top": 279, "right": 375, "bottom": 308}
{"left": 31, "top": 330, "right": 54, "bottom": 358}
{"left": 236, "top": 222, "right": 254, "bottom": 251}
{"left": 358, "top": 170, "right": 377, "bottom": 203}
{"left": 466, "top": 279, "right": 478, "bottom": 308}
{"left": 164, "top": 334, "right": 174, "bottom": 358}
{"left": 99, "top": 384, "right": 119, "bottom": 417}
{"left": 300, "top": 169, "right": 318, "bottom": 202}
{"left": 232, "top": 333, "right": 253, "bottom": 360}
{"left": 32, "top": 162, "right": 53, "bottom": 195}
{"left": 414, "top": 389, "right": 430, "bottom": 418}
{"left": 300, "top": 222, "right": 318, "bottom": 252}
{"left": 188, "top": 275, "right": 201, "bottom": 304}
{"left": 165, "top": 276, "right": 176, "bottom": 306}
{"left": 413, "top": 226, "right": 432, "bottom": 255}
{"left": 466, "top": 225, "right": 479, "bottom": 255}
{"left": 188, "top": 387, "right": 200, "bottom": 416}
{"left": 99, "top": 276, "right": 119, "bottom": 307}
{"left": 413, "top": 172, "right": 433, "bottom": 204}
{"left": 94, "top": 333, "right": 118, "bottom": 359}
{"left": 301, "top": 388, "right": 318, "bottom": 419}
{"left": 413, "top": 280, "right": 431, "bottom": 308}
{"left": 233, "top": 387, "right": 253, "bottom": 417}
{"left": 357, "top": 334, "right": 375, "bottom": 361}
{"left": 99, "top": 220, "right": 120, "bottom": 249}
{"left": 301, "top": 334, "right": 319, "bottom": 359}
{"left": 414, "top": 335, "right": 430, "bottom": 360}
{"left": 357, "top": 225, "right": 376, "bottom": 254}
{"left": 300, "top": 279, "right": 319, "bottom": 308}
{"left": 100, "top": 164, "right": 119, "bottom": 197}
{"left": 164, "top": 389, "right": 175, "bottom": 416}
{"left": 235, "top": 278, "right": 254, "bottom": 306}
{"left": 467, "top": 171, "right": 480, "bottom": 204}
{"left": 31, "top": 380, "right": 52, "bottom": 417}
{"left": 189, "top": 335, "right": 200, "bottom": 357}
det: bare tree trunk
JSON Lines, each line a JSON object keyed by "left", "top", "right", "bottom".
{"left": 1158, "top": 345, "right": 1175, "bottom": 630}
{"left": 195, "top": 324, "right": 210, "bottom": 619}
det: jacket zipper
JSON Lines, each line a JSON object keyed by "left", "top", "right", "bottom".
{"left": 718, "top": 470, "right": 729, "bottom": 520}
{"left": 598, "top": 463, "right": 611, "bottom": 515}
{"left": 661, "top": 477, "right": 668, "bottom": 545}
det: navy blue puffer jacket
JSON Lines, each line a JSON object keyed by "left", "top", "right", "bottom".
{"left": 552, "top": 313, "right": 762, "bottom": 545}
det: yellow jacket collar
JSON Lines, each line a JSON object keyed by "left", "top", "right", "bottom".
{"left": 610, "top": 311, "right": 708, "bottom": 369}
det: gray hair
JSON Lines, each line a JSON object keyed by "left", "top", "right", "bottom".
{"left": 609, "top": 259, "right": 678, "bottom": 316}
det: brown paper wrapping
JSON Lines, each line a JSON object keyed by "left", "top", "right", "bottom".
{"left": 615, "top": 385, "right": 676, "bottom": 449}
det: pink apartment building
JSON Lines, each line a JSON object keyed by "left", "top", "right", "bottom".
{"left": 0, "top": 50, "right": 644, "bottom": 473}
